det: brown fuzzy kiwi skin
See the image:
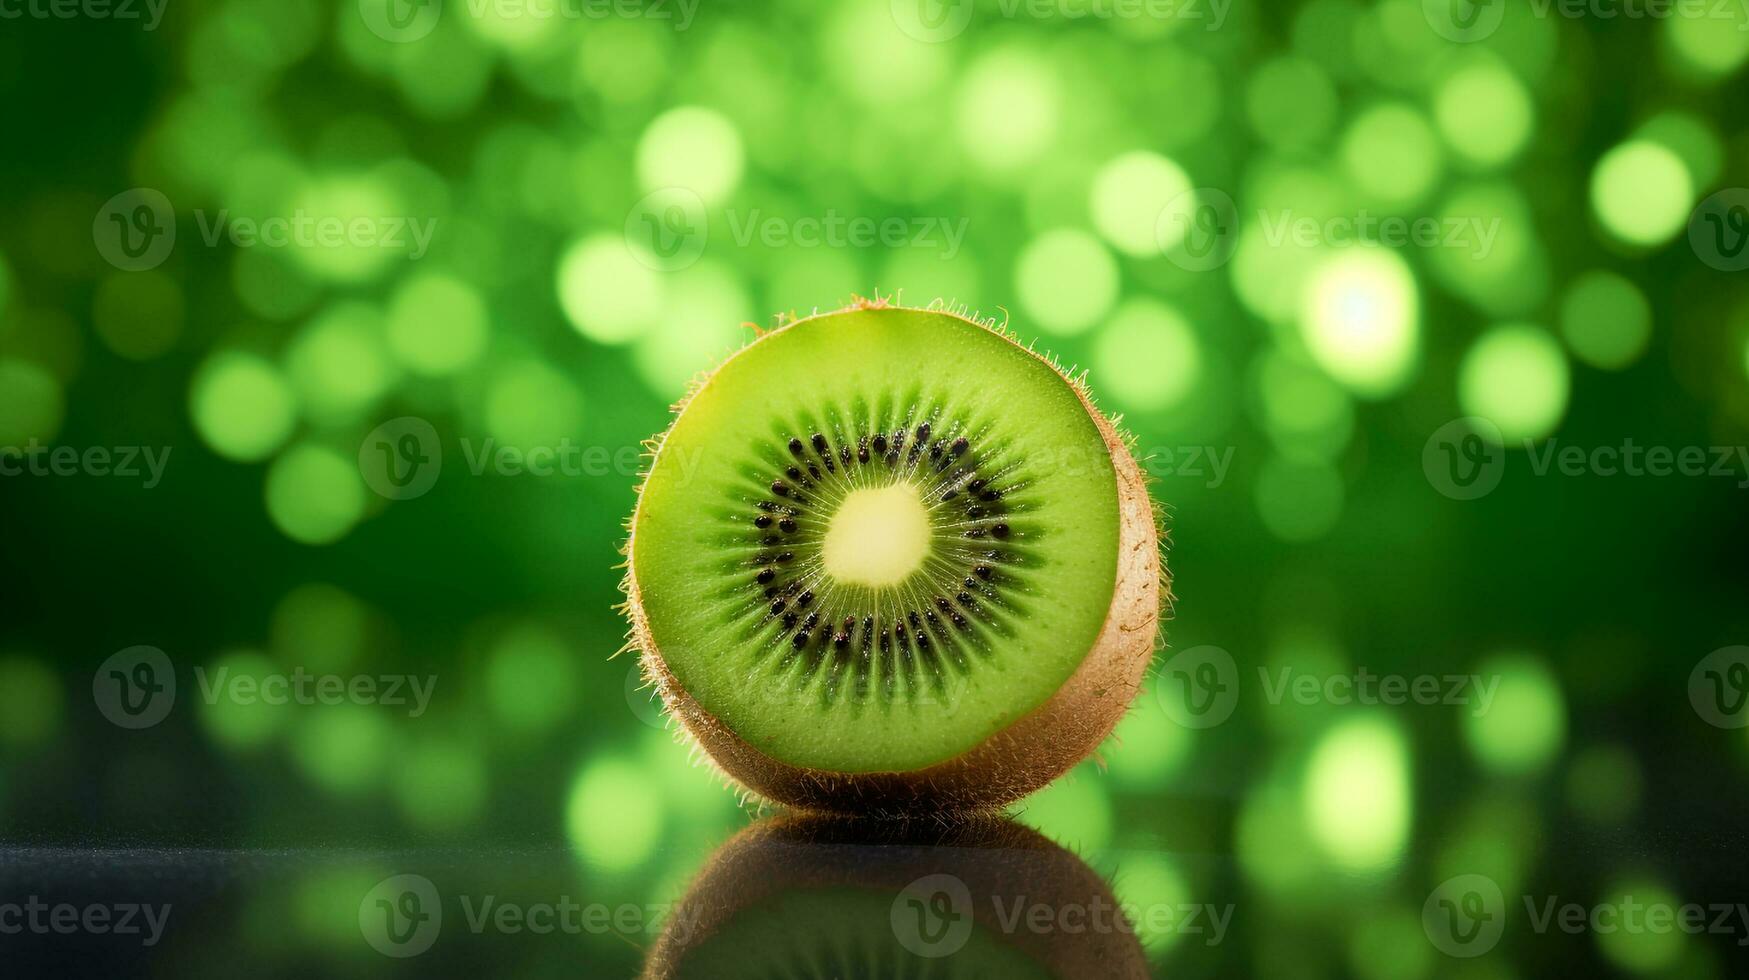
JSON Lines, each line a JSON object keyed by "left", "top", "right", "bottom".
{"left": 641, "top": 813, "right": 1150, "bottom": 980}
{"left": 620, "top": 294, "right": 1170, "bottom": 817}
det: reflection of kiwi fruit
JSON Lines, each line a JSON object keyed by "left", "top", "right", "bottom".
{"left": 624, "top": 298, "right": 1166, "bottom": 814}
{"left": 643, "top": 815, "right": 1148, "bottom": 979}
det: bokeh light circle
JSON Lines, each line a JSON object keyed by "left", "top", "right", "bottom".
{"left": 1589, "top": 141, "right": 1692, "bottom": 247}
{"left": 1014, "top": 229, "right": 1118, "bottom": 335}
{"left": 1298, "top": 248, "right": 1420, "bottom": 398}
{"left": 190, "top": 351, "right": 297, "bottom": 462}
{"left": 1458, "top": 325, "right": 1570, "bottom": 443}
{"left": 1557, "top": 271, "right": 1651, "bottom": 370}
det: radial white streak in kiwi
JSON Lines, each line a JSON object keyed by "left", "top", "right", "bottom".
{"left": 823, "top": 484, "right": 929, "bottom": 586}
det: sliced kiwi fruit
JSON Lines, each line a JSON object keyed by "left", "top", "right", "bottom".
{"left": 643, "top": 815, "right": 1148, "bottom": 979}
{"left": 624, "top": 298, "right": 1165, "bottom": 814}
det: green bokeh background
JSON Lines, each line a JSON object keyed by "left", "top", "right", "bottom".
{"left": 2, "top": 0, "right": 1748, "bottom": 975}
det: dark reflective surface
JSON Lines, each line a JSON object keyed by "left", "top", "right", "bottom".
{"left": 5, "top": 813, "right": 1748, "bottom": 977}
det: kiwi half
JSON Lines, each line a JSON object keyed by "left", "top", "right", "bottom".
{"left": 624, "top": 298, "right": 1165, "bottom": 814}
{"left": 643, "top": 814, "right": 1149, "bottom": 979}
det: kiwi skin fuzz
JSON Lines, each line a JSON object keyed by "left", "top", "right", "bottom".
{"left": 623, "top": 296, "right": 1167, "bottom": 817}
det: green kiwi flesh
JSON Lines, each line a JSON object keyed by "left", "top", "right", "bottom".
{"left": 626, "top": 300, "right": 1162, "bottom": 812}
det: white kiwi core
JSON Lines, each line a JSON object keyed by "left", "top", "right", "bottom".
{"left": 821, "top": 483, "right": 930, "bottom": 587}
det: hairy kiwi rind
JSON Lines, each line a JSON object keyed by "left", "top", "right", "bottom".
{"left": 642, "top": 813, "right": 1149, "bottom": 979}
{"left": 622, "top": 295, "right": 1169, "bottom": 816}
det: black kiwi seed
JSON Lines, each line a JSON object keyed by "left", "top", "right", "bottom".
{"left": 779, "top": 518, "right": 797, "bottom": 533}
{"left": 786, "top": 466, "right": 802, "bottom": 480}
{"left": 916, "top": 422, "right": 931, "bottom": 442}
{"left": 793, "top": 632, "right": 810, "bottom": 648}
{"left": 754, "top": 515, "right": 772, "bottom": 528}
{"left": 957, "top": 591, "right": 974, "bottom": 605}
{"left": 797, "top": 590, "right": 814, "bottom": 607}
{"left": 871, "top": 434, "right": 887, "bottom": 454}
{"left": 771, "top": 599, "right": 786, "bottom": 615}
{"left": 991, "top": 524, "right": 1011, "bottom": 539}
{"left": 771, "top": 480, "right": 789, "bottom": 496}
{"left": 951, "top": 437, "right": 969, "bottom": 456}
{"left": 757, "top": 568, "right": 775, "bottom": 584}
{"left": 857, "top": 438, "right": 870, "bottom": 463}
{"left": 981, "top": 490, "right": 1002, "bottom": 502}
{"left": 974, "top": 564, "right": 993, "bottom": 580}
{"left": 968, "top": 505, "right": 985, "bottom": 518}
{"left": 810, "top": 433, "right": 828, "bottom": 454}
{"left": 782, "top": 613, "right": 798, "bottom": 628}
{"left": 803, "top": 612, "right": 820, "bottom": 630}
{"left": 833, "top": 632, "right": 850, "bottom": 649}
{"left": 788, "top": 437, "right": 805, "bottom": 456}
{"left": 764, "top": 587, "right": 779, "bottom": 598}
{"left": 968, "top": 478, "right": 986, "bottom": 493}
